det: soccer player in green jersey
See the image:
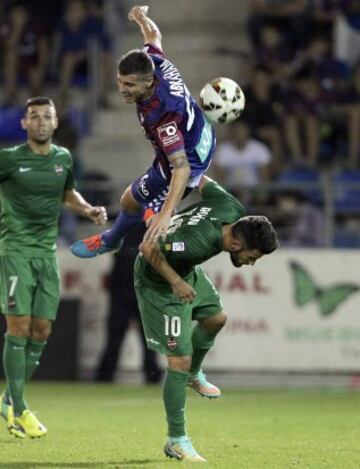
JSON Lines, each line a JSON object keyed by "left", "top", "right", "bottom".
{"left": 0, "top": 96, "right": 107, "bottom": 438}
{"left": 134, "top": 176, "right": 278, "bottom": 462}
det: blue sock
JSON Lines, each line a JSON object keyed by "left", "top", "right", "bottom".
{"left": 102, "top": 212, "right": 142, "bottom": 247}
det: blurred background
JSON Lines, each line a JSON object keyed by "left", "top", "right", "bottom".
{"left": 0, "top": 0, "right": 359, "bottom": 388}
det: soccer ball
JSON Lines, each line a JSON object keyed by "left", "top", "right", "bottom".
{"left": 199, "top": 77, "right": 245, "bottom": 124}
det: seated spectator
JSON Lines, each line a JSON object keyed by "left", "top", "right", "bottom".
{"left": 55, "top": 0, "right": 112, "bottom": 107}
{"left": 334, "top": 0, "right": 360, "bottom": 67}
{"left": 244, "top": 67, "right": 284, "bottom": 171}
{"left": 212, "top": 119, "right": 273, "bottom": 201}
{"left": 0, "top": 3, "right": 48, "bottom": 105}
{"left": 273, "top": 189, "right": 325, "bottom": 247}
{"left": 283, "top": 68, "right": 322, "bottom": 167}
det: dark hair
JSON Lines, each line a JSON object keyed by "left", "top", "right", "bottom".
{"left": 232, "top": 215, "right": 279, "bottom": 254}
{"left": 118, "top": 49, "right": 155, "bottom": 77}
{"left": 24, "top": 96, "right": 55, "bottom": 114}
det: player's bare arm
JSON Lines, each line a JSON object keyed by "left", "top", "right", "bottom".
{"left": 139, "top": 240, "right": 196, "bottom": 303}
{"left": 64, "top": 189, "right": 108, "bottom": 226}
{"left": 128, "top": 5, "right": 162, "bottom": 50}
{"left": 144, "top": 151, "right": 191, "bottom": 243}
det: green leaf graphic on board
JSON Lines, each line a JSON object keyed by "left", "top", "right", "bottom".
{"left": 289, "top": 261, "right": 359, "bottom": 316}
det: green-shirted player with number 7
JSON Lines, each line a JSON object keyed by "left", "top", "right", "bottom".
{"left": 135, "top": 176, "right": 279, "bottom": 462}
{"left": 0, "top": 97, "right": 107, "bottom": 438}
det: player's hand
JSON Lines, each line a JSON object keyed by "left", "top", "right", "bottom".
{"left": 87, "top": 206, "right": 108, "bottom": 225}
{"left": 128, "top": 5, "right": 149, "bottom": 22}
{"left": 143, "top": 212, "right": 171, "bottom": 244}
{"left": 171, "top": 279, "right": 196, "bottom": 303}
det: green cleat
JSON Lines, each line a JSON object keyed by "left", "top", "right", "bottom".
{"left": 12, "top": 410, "right": 47, "bottom": 438}
{"left": 187, "top": 370, "right": 221, "bottom": 398}
{"left": 164, "top": 436, "right": 206, "bottom": 462}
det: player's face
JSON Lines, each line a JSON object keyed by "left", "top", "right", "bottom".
{"left": 21, "top": 105, "right": 58, "bottom": 144}
{"left": 117, "top": 72, "right": 153, "bottom": 103}
{"left": 230, "top": 248, "right": 263, "bottom": 268}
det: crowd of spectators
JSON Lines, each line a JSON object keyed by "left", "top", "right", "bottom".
{"left": 0, "top": 0, "right": 113, "bottom": 108}
{"left": 213, "top": 0, "right": 360, "bottom": 247}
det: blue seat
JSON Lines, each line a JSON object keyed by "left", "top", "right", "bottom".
{"left": 333, "top": 170, "right": 360, "bottom": 213}
{"left": 277, "top": 168, "right": 322, "bottom": 204}
{"left": 0, "top": 107, "right": 26, "bottom": 141}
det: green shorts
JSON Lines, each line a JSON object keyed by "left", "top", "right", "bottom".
{"left": 134, "top": 258, "right": 223, "bottom": 356}
{"left": 0, "top": 255, "right": 60, "bottom": 320}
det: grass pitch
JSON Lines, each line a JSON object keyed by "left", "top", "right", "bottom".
{"left": 0, "top": 382, "right": 360, "bottom": 469}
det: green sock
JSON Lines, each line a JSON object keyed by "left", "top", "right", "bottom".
{"left": 163, "top": 368, "right": 189, "bottom": 438}
{"left": 189, "top": 324, "right": 218, "bottom": 376}
{"left": 25, "top": 339, "right": 47, "bottom": 382}
{"left": 3, "top": 334, "right": 27, "bottom": 415}
{"left": 3, "top": 339, "right": 47, "bottom": 405}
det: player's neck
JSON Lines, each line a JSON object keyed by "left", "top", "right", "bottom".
{"left": 27, "top": 140, "right": 52, "bottom": 156}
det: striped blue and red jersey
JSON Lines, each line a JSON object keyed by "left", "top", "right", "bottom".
{"left": 137, "top": 43, "right": 216, "bottom": 183}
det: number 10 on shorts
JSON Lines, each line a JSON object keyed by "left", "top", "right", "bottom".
{"left": 164, "top": 315, "right": 181, "bottom": 337}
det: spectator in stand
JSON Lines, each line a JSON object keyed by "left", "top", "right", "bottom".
{"left": 273, "top": 189, "right": 325, "bottom": 247}
{"left": 0, "top": 3, "right": 48, "bottom": 105}
{"left": 244, "top": 67, "right": 284, "bottom": 171}
{"left": 56, "top": 0, "right": 112, "bottom": 107}
{"left": 284, "top": 67, "right": 322, "bottom": 167}
{"left": 212, "top": 119, "right": 272, "bottom": 201}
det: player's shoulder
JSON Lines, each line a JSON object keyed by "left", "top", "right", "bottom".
{"left": 0, "top": 143, "right": 26, "bottom": 160}
{"left": 51, "top": 144, "right": 72, "bottom": 160}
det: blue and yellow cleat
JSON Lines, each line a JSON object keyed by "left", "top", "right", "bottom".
{"left": 70, "top": 234, "right": 115, "bottom": 258}
{"left": 187, "top": 370, "right": 221, "bottom": 398}
{"left": 164, "top": 436, "right": 206, "bottom": 462}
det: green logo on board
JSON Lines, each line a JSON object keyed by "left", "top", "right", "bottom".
{"left": 289, "top": 261, "right": 359, "bottom": 317}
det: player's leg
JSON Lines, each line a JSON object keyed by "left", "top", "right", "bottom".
{"left": 188, "top": 268, "right": 227, "bottom": 398}
{"left": 12, "top": 257, "right": 61, "bottom": 438}
{"left": 134, "top": 261, "right": 205, "bottom": 462}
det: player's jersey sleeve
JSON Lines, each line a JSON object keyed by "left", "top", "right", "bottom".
{"left": 154, "top": 113, "right": 185, "bottom": 157}
{"left": 144, "top": 43, "right": 166, "bottom": 58}
{"left": 63, "top": 149, "right": 77, "bottom": 191}
{"left": 0, "top": 148, "right": 17, "bottom": 182}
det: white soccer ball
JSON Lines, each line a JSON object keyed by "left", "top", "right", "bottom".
{"left": 199, "top": 77, "right": 245, "bottom": 124}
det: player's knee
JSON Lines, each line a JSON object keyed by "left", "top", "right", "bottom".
{"left": 201, "top": 312, "right": 227, "bottom": 332}
{"left": 167, "top": 355, "right": 192, "bottom": 372}
{"left": 6, "top": 316, "right": 31, "bottom": 338}
{"left": 120, "top": 187, "right": 140, "bottom": 213}
{"left": 31, "top": 320, "right": 52, "bottom": 341}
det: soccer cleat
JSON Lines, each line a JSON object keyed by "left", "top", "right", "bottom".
{"left": 164, "top": 436, "right": 206, "bottom": 462}
{"left": 187, "top": 370, "right": 221, "bottom": 398}
{"left": 12, "top": 410, "right": 47, "bottom": 438}
{"left": 70, "top": 234, "right": 115, "bottom": 258}
{"left": 1, "top": 395, "right": 26, "bottom": 439}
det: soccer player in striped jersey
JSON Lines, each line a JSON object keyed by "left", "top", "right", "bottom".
{"left": 71, "top": 5, "right": 216, "bottom": 258}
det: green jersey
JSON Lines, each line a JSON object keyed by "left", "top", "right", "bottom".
{"left": 138, "top": 181, "right": 245, "bottom": 284}
{"left": 0, "top": 143, "right": 76, "bottom": 257}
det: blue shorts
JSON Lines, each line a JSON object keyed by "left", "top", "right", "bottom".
{"left": 131, "top": 164, "right": 204, "bottom": 213}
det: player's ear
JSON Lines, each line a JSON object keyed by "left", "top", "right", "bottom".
{"left": 53, "top": 117, "right": 59, "bottom": 130}
{"left": 20, "top": 118, "right": 27, "bottom": 130}
{"left": 230, "top": 238, "right": 242, "bottom": 252}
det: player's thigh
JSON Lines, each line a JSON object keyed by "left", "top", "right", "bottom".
{"left": 32, "top": 258, "right": 60, "bottom": 321}
{"left": 0, "top": 255, "right": 35, "bottom": 317}
{"left": 135, "top": 284, "right": 193, "bottom": 356}
{"left": 192, "top": 267, "right": 224, "bottom": 323}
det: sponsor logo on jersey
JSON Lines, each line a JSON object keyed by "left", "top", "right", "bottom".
{"left": 172, "top": 242, "right": 185, "bottom": 252}
{"left": 167, "top": 337, "right": 177, "bottom": 351}
{"left": 137, "top": 174, "right": 150, "bottom": 198}
{"left": 157, "top": 121, "right": 181, "bottom": 147}
{"left": 54, "top": 164, "right": 64, "bottom": 175}
{"left": 19, "top": 167, "right": 32, "bottom": 173}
